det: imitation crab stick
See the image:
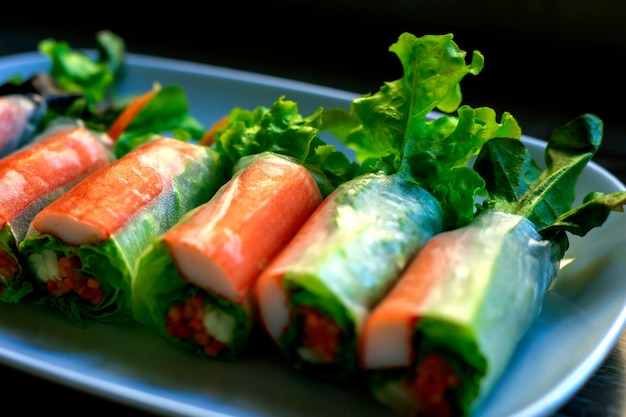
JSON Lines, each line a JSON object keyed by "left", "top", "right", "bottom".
{"left": 253, "top": 32, "right": 520, "bottom": 380}
{"left": 359, "top": 114, "right": 626, "bottom": 417}
{"left": 132, "top": 152, "right": 323, "bottom": 361}
{"left": 18, "top": 137, "right": 226, "bottom": 325}
{"left": 0, "top": 121, "right": 114, "bottom": 303}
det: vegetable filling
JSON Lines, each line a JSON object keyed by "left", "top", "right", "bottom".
{"left": 29, "top": 250, "right": 103, "bottom": 305}
{"left": 0, "top": 249, "right": 19, "bottom": 287}
{"left": 166, "top": 294, "right": 236, "bottom": 357}
{"left": 296, "top": 305, "right": 342, "bottom": 363}
{"left": 410, "top": 354, "right": 460, "bottom": 417}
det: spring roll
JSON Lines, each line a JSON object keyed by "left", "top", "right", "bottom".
{"left": 0, "top": 94, "right": 46, "bottom": 157}
{"left": 253, "top": 31, "right": 522, "bottom": 381}
{"left": 254, "top": 172, "right": 443, "bottom": 378}
{"left": 19, "top": 137, "right": 226, "bottom": 325}
{"left": 360, "top": 211, "right": 557, "bottom": 417}
{"left": 358, "top": 114, "right": 626, "bottom": 417}
{"left": 132, "top": 152, "right": 323, "bottom": 361}
{"left": 0, "top": 121, "right": 114, "bottom": 303}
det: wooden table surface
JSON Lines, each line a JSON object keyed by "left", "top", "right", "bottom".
{"left": 1, "top": 5, "right": 625, "bottom": 416}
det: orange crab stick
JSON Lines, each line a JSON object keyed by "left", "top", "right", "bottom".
{"left": 131, "top": 152, "right": 323, "bottom": 361}
{"left": 19, "top": 137, "right": 225, "bottom": 325}
{"left": 166, "top": 152, "right": 322, "bottom": 302}
{"left": 358, "top": 232, "right": 473, "bottom": 417}
{"left": 0, "top": 123, "right": 114, "bottom": 303}
{"left": 28, "top": 137, "right": 214, "bottom": 245}
{"left": 359, "top": 233, "right": 454, "bottom": 371}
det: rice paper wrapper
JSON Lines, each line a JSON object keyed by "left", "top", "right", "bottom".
{"left": 369, "top": 210, "right": 559, "bottom": 416}
{"left": 276, "top": 172, "right": 444, "bottom": 378}
{"left": 19, "top": 140, "right": 226, "bottom": 325}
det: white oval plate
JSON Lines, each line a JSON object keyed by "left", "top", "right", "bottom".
{"left": 0, "top": 51, "right": 625, "bottom": 417}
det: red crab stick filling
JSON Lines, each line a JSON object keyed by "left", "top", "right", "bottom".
{"left": 0, "top": 126, "right": 112, "bottom": 285}
{"left": 0, "top": 127, "right": 112, "bottom": 228}
{"left": 164, "top": 154, "right": 323, "bottom": 303}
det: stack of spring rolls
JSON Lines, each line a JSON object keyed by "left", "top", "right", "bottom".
{"left": 0, "top": 33, "right": 123, "bottom": 302}
{"left": 0, "top": 120, "right": 115, "bottom": 303}
{"left": 0, "top": 32, "right": 234, "bottom": 327}
{"left": 2, "top": 30, "right": 626, "bottom": 417}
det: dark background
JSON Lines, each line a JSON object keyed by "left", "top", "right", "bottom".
{"left": 1, "top": 3, "right": 625, "bottom": 416}
{"left": 1, "top": 2, "right": 625, "bottom": 180}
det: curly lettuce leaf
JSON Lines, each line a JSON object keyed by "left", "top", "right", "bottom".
{"left": 323, "top": 33, "right": 520, "bottom": 228}
{"left": 213, "top": 96, "right": 320, "bottom": 165}
{"left": 212, "top": 96, "right": 358, "bottom": 194}
{"left": 323, "top": 33, "right": 486, "bottom": 169}
{"left": 474, "top": 113, "right": 626, "bottom": 258}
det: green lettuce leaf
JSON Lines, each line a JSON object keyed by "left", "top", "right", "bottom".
{"left": 211, "top": 96, "right": 358, "bottom": 195}
{"left": 36, "top": 30, "right": 127, "bottom": 132}
{"left": 114, "top": 85, "right": 206, "bottom": 157}
{"left": 322, "top": 32, "right": 521, "bottom": 229}
{"left": 0, "top": 224, "right": 32, "bottom": 303}
{"left": 39, "top": 30, "right": 124, "bottom": 110}
{"left": 474, "top": 113, "right": 626, "bottom": 258}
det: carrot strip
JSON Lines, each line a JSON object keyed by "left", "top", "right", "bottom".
{"left": 163, "top": 153, "right": 323, "bottom": 303}
{"left": 107, "top": 86, "right": 158, "bottom": 141}
{"left": 198, "top": 115, "right": 229, "bottom": 147}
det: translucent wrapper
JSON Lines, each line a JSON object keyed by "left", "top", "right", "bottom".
{"left": 133, "top": 152, "right": 323, "bottom": 361}
{"left": 0, "top": 122, "right": 114, "bottom": 303}
{"left": 19, "top": 137, "right": 226, "bottom": 325}
{"left": 255, "top": 172, "right": 444, "bottom": 379}
{"left": 0, "top": 94, "right": 46, "bottom": 158}
{"left": 361, "top": 210, "right": 559, "bottom": 417}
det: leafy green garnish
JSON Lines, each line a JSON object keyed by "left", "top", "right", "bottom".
{"left": 113, "top": 85, "right": 206, "bottom": 157}
{"left": 474, "top": 113, "right": 626, "bottom": 258}
{"left": 322, "top": 32, "right": 521, "bottom": 229}
{"left": 211, "top": 96, "right": 358, "bottom": 195}
{"left": 35, "top": 30, "right": 127, "bottom": 132}
{"left": 38, "top": 29, "right": 124, "bottom": 108}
